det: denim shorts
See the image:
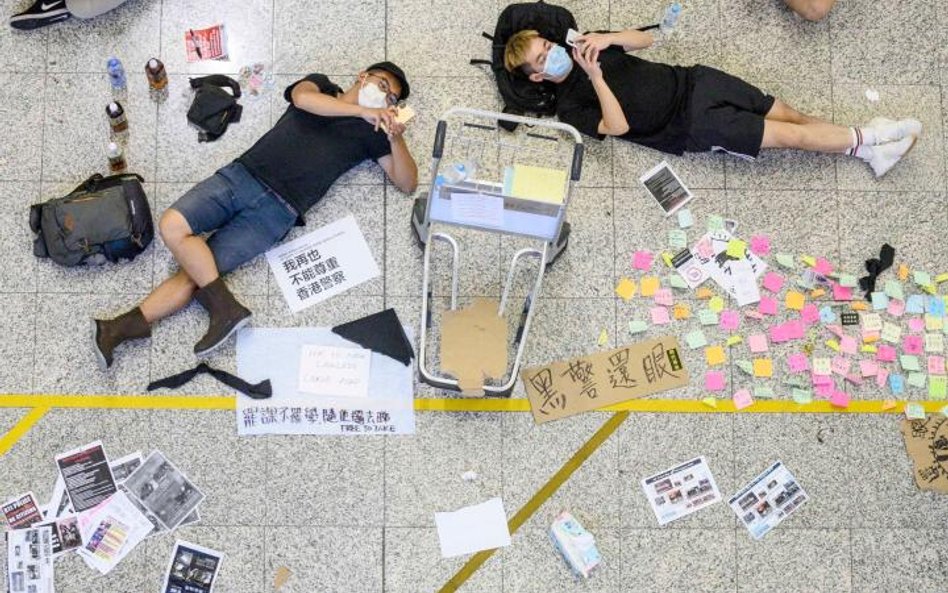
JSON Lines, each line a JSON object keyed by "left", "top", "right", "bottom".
{"left": 169, "top": 161, "right": 298, "bottom": 274}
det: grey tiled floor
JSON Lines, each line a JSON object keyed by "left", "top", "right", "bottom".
{"left": 1, "top": 0, "right": 948, "bottom": 591}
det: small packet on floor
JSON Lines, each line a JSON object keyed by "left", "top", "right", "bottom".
{"left": 549, "top": 511, "right": 601, "bottom": 579}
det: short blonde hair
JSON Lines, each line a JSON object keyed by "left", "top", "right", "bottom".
{"left": 504, "top": 29, "right": 540, "bottom": 72}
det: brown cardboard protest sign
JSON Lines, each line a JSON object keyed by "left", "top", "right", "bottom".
{"left": 441, "top": 298, "right": 509, "bottom": 396}
{"left": 521, "top": 336, "right": 689, "bottom": 423}
{"left": 900, "top": 416, "right": 948, "bottom": 494}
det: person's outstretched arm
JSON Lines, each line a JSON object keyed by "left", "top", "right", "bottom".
{"left": 574, "top": 29, "right": 654, "bottom": 53}
{"left": 572, "top": 45, "right": 629, "bottom": 136}
{"left": 378, "top": 126, "right": 419, "bottom": 194}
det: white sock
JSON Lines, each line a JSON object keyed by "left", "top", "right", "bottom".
{"left": 845, "top": 128, "right": 874, "bottom": 160}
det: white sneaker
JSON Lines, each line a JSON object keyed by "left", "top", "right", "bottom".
{"left": 866, "top": 117, "right": 923, "bottom": 144}
{"left": 868, "top": 135, "right": 917, "bottom": 178}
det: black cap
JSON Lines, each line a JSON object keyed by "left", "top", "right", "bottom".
{"left": 366, "top": 61, "right": 410, "bottom": 101}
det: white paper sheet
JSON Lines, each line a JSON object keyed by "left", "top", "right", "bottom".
{"left": 450, "top": 192, "right": 505, "bottom": 228}
{"left": 297, "top": 344, "right": 371, "bottom": 398}
{"left": 641, "top": 456, "right": 722, "bottom": 525}
{"left": 729, "top": 461, "right": 809, "bottom": 539}
{"left": 434, "top": 497, "right": 511, "bottom": 558}
{"left": 76, "top": 491, "right": 153, "bottom": 574}
{"left": 267, "top": 215, "right": 380, "bottom": 313}
{"left": 6, "top": 526, "right": 55, "bottom": 593}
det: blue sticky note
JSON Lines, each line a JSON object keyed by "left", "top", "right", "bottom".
{"left": 889, "top": 373, "right": 905, "bottom": 396}
{"left": 819, "top": 306, "right": 836, "bottom": 324}
{"left": 929, "top": 298, "right": 946, "bottom": 318}
{"left": 906, "top": 294, "right": 927, "bottom": 315}
{"left": 871, "top": 292, "right": 889, "bottom": 310}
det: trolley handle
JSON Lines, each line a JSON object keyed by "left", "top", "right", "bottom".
{"left": 570, "top": 144, "right": 584, "bottom": 182}
{"left": 432, "top": 120, "right": 448, "bottom": 159}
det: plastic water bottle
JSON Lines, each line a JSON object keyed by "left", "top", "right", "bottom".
{"left": 107, "top": 142, "right": 127, "bottom": 174}
{"left": 107, "top": 57, "right": 127, "bottom": 93}
{"left": 659, "top": 2, "right": 682, "bottom": 35}
{"left": 442, "top": 160, "right": 477, "bottom": 184}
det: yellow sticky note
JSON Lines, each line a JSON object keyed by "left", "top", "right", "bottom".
{"left": 708, "top": 296, "right": 725, "bottom": 313}
{"left": 800, "top": 255, "right": 816, "bottom": 267}
{"left": 705, "top": 345, "right": 726, "bottom": 366}
{"left": 810, "top": 288, "right": 826, "bottom": 299}
{"left": 898, "top": 264, "right": 909, "bottom": 281}
{"left": 935, "top": 273, "right": 948, "bottom": 284}
{"left": 662, "top": 252, "right": 674, "bottom": 267}
{"left": 785, "top": 291, "right": 806, "bottom": 311}
{"left": 861, "top": 344, "right": 877, "bottom": 354}
{"left": 673, "top": 304, "right": 691, "bottom": 320}
{"left": 882, "top": 399, "right": 898, "bottom": 411}
{"left": 726, "top": 335, "right": 743, "bottom": 347}
{"left": 726, "top": 239, "right": 747, "bottom": 258}
{"left": 615, "top": 278, "right": 637, "bottom": 301}
{"left": 850, "top": 301, "right": 868, "bottom": 311}
{"left": 696, "top": 287, "right": 714, "bottom": 300}
{"left": 702, "top": 396, "right": 718, "bottom": 409}
{"left": 753, "top": 358, "right": 774, "bottom": 378}
{"left": 505, "top": 164, "right": 567, "bottom": 204}
{"left": 597, "top": 329, "right": 608, "bottom": 346}
{"left": 640, "top": 276, "right": 659, "bottom": 297}
{"left": 825, "top": 339, "right": 840, "bottom": 352}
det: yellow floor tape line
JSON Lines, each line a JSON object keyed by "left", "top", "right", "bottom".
{"left": 437, "top": 411, "right": 630, "bottom": 593}
{"left": 0, "top": 406, "right": 50, "bottom": 456}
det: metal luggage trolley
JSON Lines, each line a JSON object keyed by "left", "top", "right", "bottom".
{"left": 410, "top": 107, "right": 584, "bottom": 397}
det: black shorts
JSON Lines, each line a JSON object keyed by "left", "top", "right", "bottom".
{"left": 684, "top": 66, "right": 775, "bottom": 160}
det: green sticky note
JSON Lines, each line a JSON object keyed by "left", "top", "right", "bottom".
{"left": 792, "top": 388, "right": 813, "bottom": 404}
{"left": 677, "top": 208, "right": 694, "bottom": 229}
{"left": 628, "top": 319, "right": 648, "bottom": 335}
{"left": 908, "top": 372, "right": 927, "bottom": 388}
{"left": 698, "top": 309, "right": 719, "bottom": 326}
{"left": 884, "top": 279, "right": 904, "bottom": 300}
{"left": 914, "top": 270, "right": 932, "bottom": 287}
{"left": 900, "top": 355, "right": 921, "bottom": 372}
{"left": 736, "top": 360, "right": 754, "bottom": 375}
{"left": 754, "top": 386, "right": 775, "bottom": 399}
{"left": 905, "top": 402, "right": 926, "bottom": 419}
{"left": 941, "top": 405, "right": 948, "bottom": 417}
{"left": 775, "top": 253, "right": 795, "bottom": 269}
{"left": 930, "top": 376, "right": 947, "bottom": 400}
{"left": 726, "top": 239, "right": 747, "bottom": 258}
{"left": 783, "top": 375, "right": 809, "bottom": 389}
{"left": 838, "top": 274, "right": 858, "bottom": 288}
{"left": 668, "top": 229, "right": 688, "bottom": 250}
{"left": 707, "top": 215, "right": 724, "bottom": 232}
{"left": 667, "top": 274, "right": 688, "bottom": 290}
{"left": 685, "top": 329, "right": 708, "bottom": 349}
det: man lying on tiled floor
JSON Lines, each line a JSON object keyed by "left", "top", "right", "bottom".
{"left": 504, "top": 27, "right": 921, "bottom": 178}
{"left": 92, "top": 62, "right": 419, "bottom": 370}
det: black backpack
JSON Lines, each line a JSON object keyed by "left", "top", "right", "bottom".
{"left": 30, "top": 173, "right": 154, "bottom": 267}
{"left": 187, "top": 74, "right": 242, "bottom": 142}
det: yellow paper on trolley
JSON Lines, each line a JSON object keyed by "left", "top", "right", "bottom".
{"left": 521, "top": 336, "right": 690, "bottom": 423}
{"left": 503, "top": 164, "right": 567, "bottom": 204}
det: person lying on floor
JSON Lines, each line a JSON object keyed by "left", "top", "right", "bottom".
{"left": 503, "top": 29, "right": 920, "bottom": 178}
{"left": 92, "top": 62, "right": 418, "bottom": 370}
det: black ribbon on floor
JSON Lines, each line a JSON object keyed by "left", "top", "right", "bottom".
{"left": 858, "top": 243, "right": 895, "bottom": 301}
{"left": 147, "top": 362, "right": 272, "bottom": 399}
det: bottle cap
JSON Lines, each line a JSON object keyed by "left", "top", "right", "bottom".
{"left": 107, "top": 142, "right": 121, "bottom": 157}
{"left": 148, "top": 58, "right": 158, "bottom": 69}
{"left": 107, "top": 101, "right": 121, "bottom": 114}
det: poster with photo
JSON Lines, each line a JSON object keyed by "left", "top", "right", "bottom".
{"left": 36, "top": 513, "right": 81, "bottom": 556}
{"left": 76, "top": 491, "right": 152, "bottom": 575}
{"left": 729, "top": 461, "right": 809, "bottom": 539}
{"left": 2, "top": 492, "right": 43, "bottom": 530}
{"left": 55, "top": 440, "right": 117, "bottom": 512}
{"left": 5, "top": 525, "right": 54, "bottom": 593}
{"left": 160, "top": 540, "right": 224, "bottom": 593}
{"left": 641, "top": 456, "right": 722, "bottom": 525}
{"left": 122, "top": 451, "right": 205, "bottom": 532}
{"left": 110, "top": 451, "right": 144, "bottom": 483}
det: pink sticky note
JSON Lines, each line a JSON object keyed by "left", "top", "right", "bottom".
{"left": 785, "top": 320, "right": 805, "bottom": 340}
{"left": 831, "top": 356, "right": 851, "bottom": 376}
{"left": 801, "top": 304, "right": 820, "bottom": 326}
{"left": 720, "top": 310, "right": 740, "bottom": 331}
{"left": 814, "top": 257, "right": 833, "bottom": 275}
{"left": 745, "top": 310, "right": 765, "bottom": 321}
{"left": 903, "top": 335, "right": 923, "bottom": 355}
{"left": 840, "top": 335, "right": 858, "bottom": 355}
{"left": 651, "top": 306, "right": 671, "bottom": 325}
{"left": 748, "top": 334, "right": 769, "bottom": 353}
{"left": 758, "top": 296, "right": 779, "bottom": 316}
{"left": 830, "top": 390, "right": 850, "bottom": 408}
{"left": 788, "top": 353, "right": 809, "bottom": 373}
{"left": 770, "top": 324, "right": 789, "bottom": 343}
{"left": 750, "top": 235, "right": 771, "bottom": 256}
{"left": 815, "top": 383, "right": 834, "bottom": 398}
{"left": 762, "top": 272, "right": 785, "bottom": 293}
{"left": 929, "top": 356, "right": 946, "bottom": 375}
{"left": 887, "top": 299, "right": 905, "bottom": 318}
{"left": 732, "top": 389, "right": 754, "bottom": 410}
{"left": 908, "top": 318, "right": 926, "bottom": 333}
{"left": 633, "top": 250, "right": 654, "bottom": 271}
{"left": 654, "top": 288, "right": 674, "bottom": 307}
{"left": 860, "top": 359, "right": 878, "bottom": 377}
{"left": 845, "top": 373, "right": 863, "bottom": 386}
{"left": 826, "top": 324, "right": 846, "bottom": 339}
{"left": 832, "top": 283, "right": 853, "bottom": 301}
{"left": 876, "top": 344, "right": 897, "bottom": 362}
{"left": 813, "top": 373, "right": 833, "bottom": 386}
{"left": 705, "top": 371, "right": 726, "bottom": 391}
{"left": 876, "top": 368, "right": 889, "bottom": 388}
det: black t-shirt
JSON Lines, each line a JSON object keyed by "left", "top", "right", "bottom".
{"left": 555, "top": 51, "right": 693, "bottom": 155}
{"left": 238, "top": 74, "right": 392, "bottom": 219}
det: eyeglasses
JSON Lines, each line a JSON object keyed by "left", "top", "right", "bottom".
{"left": 366, "top": 73, "right": 400, "bottom": 107}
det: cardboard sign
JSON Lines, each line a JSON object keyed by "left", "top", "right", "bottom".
{"left": 441, "top": 298, "right": 508, "bottom": 395}
{"left": 900, "top": 416, "right": 948, "bottom": 494}
{"left": 521, "top": 336, "right": 689, "bottom": 423}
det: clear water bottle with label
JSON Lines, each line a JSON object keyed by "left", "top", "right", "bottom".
{"left": 659, "top": 2, "right": 682, "bottom": 36}
{"left": 442, "top": 160, "right": 477, "bottom": 184}
{"left": 107, "top": 57, "right": 127, "bottom": 97}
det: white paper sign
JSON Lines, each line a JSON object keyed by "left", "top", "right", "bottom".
{"left": 298, "top": 344, "right": 371, "bottom": 397}
{"left": 450, "top": 192, "right": 505, "bottom": 228}
{"left": 267, "top": 215, "right": 380, "bottom": 313}
{"left": 435, "top": 497, "right": 511, "bottom": 558}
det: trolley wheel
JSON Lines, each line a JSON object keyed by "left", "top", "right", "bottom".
{"left": 545, "top": 221, "right": 571, "bottom": 268}
{"left": 411, "top": 197, "right": 428, "bottom": 248}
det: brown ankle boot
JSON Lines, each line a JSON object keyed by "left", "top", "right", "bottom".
{"left": 92, "top": 307, "right": 152, "bottom": 371}
{"left": 193, "top": 278, "right": 252, "bottom": 356}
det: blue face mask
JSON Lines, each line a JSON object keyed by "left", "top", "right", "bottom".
{"left": 542, "top": 44, "right": 573, "bottom": 79}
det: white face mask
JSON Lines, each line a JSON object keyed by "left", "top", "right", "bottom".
{"left": 358, "top": 79, "right": 389, "bottom": 109}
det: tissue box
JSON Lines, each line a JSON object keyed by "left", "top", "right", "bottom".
{"left": 549, "top": 511, "right": 601, "bottom": 578}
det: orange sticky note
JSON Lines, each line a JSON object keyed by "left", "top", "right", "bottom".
{"left": 705, "top": 345, "right": 726, "bottom": 366}
{"left": 898, "top": 264, "right": 909, "bottom": 281}
{"left": 882, "top": 399, "right": 898, "bottom": 411}
{"left": 615, "top": 278, "right": 637, "bottom": 301}
{"left": 696, "top": 287, "right": 714, "bottom": 300}
{"left": 673, "top": 304, "right": 691, "bottom": 320}
{"left": 640, "top": 276, "right": 659, "bottom": 297}
{"left": 851, "top": 301, "right": 868, "bottom": 311}
{"left": 753, "top": 358, "right": 774, "bottom": 378}
{"left": 785, "top": 291, "right": 806, "bottom": 311}
{"left": 810, "top": 288, "right": 826, "bottom": 299}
